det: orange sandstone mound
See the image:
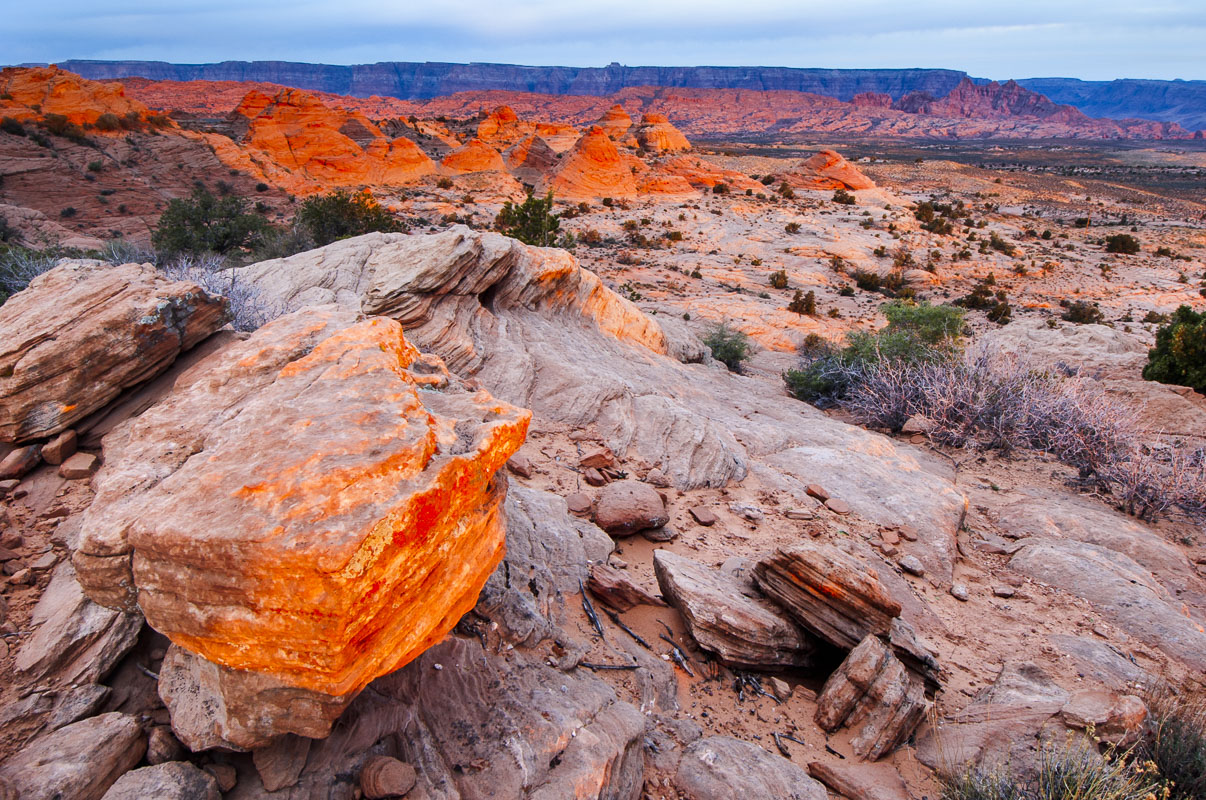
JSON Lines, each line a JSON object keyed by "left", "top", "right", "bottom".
{"left": 635, "top": 112, "right": 691, "bottom": 153}
{"left": 540, "top": 126, "right": 639, "bottom": 201}
{"left": 504, "top": 134, "right": 559, "bottom": 182}
{"left": 441, "top": 137, "right": 507, "bottom": 174}
{"left": 74, "top": 306, "right": 529, "bottom": 745}
{"left": 225, "top": 88, "right": 435, "bottom": 192}
{"left": 659, "top": 155, "right": 763, "bottom": 193}
{"left": 596, "top": 103, "right": 635, "bottom": 141}
{"left": 0, "top": 65, "right": 150, "bottom": 126}
{"left": 775, "top": 149, "right": 876, "bottom": 191}
{"left": 476, "top": 104, "right": 525, "bottom": 146}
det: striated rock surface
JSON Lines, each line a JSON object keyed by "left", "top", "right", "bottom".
{"left": 659, "top": 155, "right": 763, "bottom": 193}
{"left": 676, "top": 736, "right": 827, "bottom": 800}
{"left": 634, "top": 112, "right": 691, "bottom": 152}
{"left": 74, "top": 306, "right": 529, "bottom": 746}
{"left": 0, "top": 712, "right": 146, "bottom": 800}
{"left": 440, "top": 137, "right": 507, "bottom": 174}
{"left": 596, "top": 103, "right": 634, "bottom": 140}
{"left": 541, "top": 126, "right": 639, "bottom": 200}
{"left": 0, "top": 66, "right": 150, "bottom": 126}
{"left": 504, "top": 134, "right": 559, "bottom": 181}
{"left": 0, "top": 262, "right": 227, "bottom": 444}
{"left": 776, "top": 149, "right": 876, "bottom": 191}
{"left": 100, "top": 762, "right": 220, "bottom": 800}
{"left": 654, "top": 549, "right": 815, "bottom": 669}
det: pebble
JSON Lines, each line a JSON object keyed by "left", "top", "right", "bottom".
{"left": 898, "top": 555, "right": 926, "bottom": 577}
{"left": 992, "top": 585, "right": 1016, "bottom": 598}
{"left": 950, "top": 584, "right": 970, "bottom": 602}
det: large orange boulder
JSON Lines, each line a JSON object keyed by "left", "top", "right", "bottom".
{"left": 660, "top": 156, "right": 763, "bottom": 193}
{"left": 74, "top": 306, "right": 530, "bottom": 747}
{"left": 0, "top": 66, "right": 150, "bottom": 126}
{"left": 441, "top": 137, "right": 506, "bottom": 174}
{"left": 635, "top": 112, "right": 691, "bottom": 152}
{"left": 540, "top": 126, "right": 639, "bottom": 201}
{"left": 0, "top": 262, "right": 227, "bottom": 444}
{"left": 776, "top": 149, "right": 876, "bottom": 191}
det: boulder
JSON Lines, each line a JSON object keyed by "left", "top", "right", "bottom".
{"left": 814, "top": 635, "right": 927, "bottom": 761}
{"left": 40, "top": 429, "right": 76, "bottom": 465}
{"left": 807, "top": 761, "right": 911, "bottom": 800}
{"left": 0, "top": 262, "right": 227, "bottom": 443}
{"left": 360, "top": 756, "right": 417, "bottom": 799}
{"left": 100, "top": 762, "right": 220, "bottom": 800}
{"left": 504, "top": 134, "right": 559, "bottom": 182}
{"left": 0, "top": 445, "right": 39, "bottom": 479}
{"left": 654, "top": 549, "right": 816, "bottom": 669}
{"left": 676, "top": 736, "right": 827, "bottom": 800}
{"left": 1059, "top": 690, "right": 1147, "bottom": 746}
{"left": 595, "top": 479, "right": 668, "bottom": 535}
{"left": 0, "top": 712, "right": 146, "bottom": 800}
{"left": 776, "top": 150, "right": 876, "bottom": 191}
{"left": 588, "top": 562, "right": 666, "bottom": 612}
{"left": 74, "top": 307, "right": 529, "bottom": 748}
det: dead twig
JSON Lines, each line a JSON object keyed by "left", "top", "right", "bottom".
{"left": 579, "top": 662, "right": 639, "bottom": 672}
{"left": 580, "top": 578, "right": 605, "bottom": 639}
{"left": 603, "top": 607, "right": 652, "bottom": 650}
{"left": 659, "top": 633, "right": 695, "bottom": 677}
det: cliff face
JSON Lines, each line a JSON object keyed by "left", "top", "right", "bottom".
{"left": 1018, "top": 77, "right": 1206, "bottom": 131}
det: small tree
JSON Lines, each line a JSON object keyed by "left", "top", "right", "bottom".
{"left": 832, "top": 189, "right": 856, "bottom": 205}
{"left": 496, "top": 190, "right": 561, "bottom": 246}
{"left": 788, "top": 289, "right": 816, "bottom": 315}
{"left": 1143, "top": 305, "right": 1206, "bottom": 392}
{"left": 1105, "top": 233, "right": 1141, "bottom": 254}
{"left": 295, "top": 190, "right": 401, "bottom": 247}
{"left": 153, "top": 187, "right": 270, "bottom": 257}
{"left": 769, "top": 270, "right": 788, "bottom": 289}
{"left": 703, "top": 323, "right": 751, "bottom": 373}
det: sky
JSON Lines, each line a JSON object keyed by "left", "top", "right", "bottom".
{"left": 4, "top": 0, "right": 1204, "bottom": 82}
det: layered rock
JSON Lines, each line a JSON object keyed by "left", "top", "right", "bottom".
{"left": 440, "top": 137, "right": 506, "bottom": 174}
{"left": 0, "top": 262, "right": 227, "bottom": 443}
{"left": 476, "top": 104, "right": 526, "bottom": 146}
{"left": 596, "top": 103, "right": 634, "bottom": 140}
{"left": 74, "top": 306, "right": 529, "bottom": 746}
{"left": 775, "top": 149, "right": 876, "bottom": 191}
{"left": 0, "top": 66, "right": 150, "bottom": 126}
{"left": 541, "top": 126, "right": 640, "bottom": 200}
{"left": 0, "top": 712, "right": 146, "bottom": 800}
{"left": 634, "top": 112, "right": 691, "bottom": 152}
{"left": 659, "top": 155, "right": 763, "bottom": 193}
{"left": 676, "top": 736, "right": 827, "bottom": 800}
{"left": 505, "top": 134, "right": 559, "bottom": 182}
{"left": 654, "top": 549, "right": 815, "bottom": 669}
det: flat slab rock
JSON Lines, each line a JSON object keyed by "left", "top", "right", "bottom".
{"left": 74, "top": 307, "right": 529, "bottom": 749}
{"left": 676, "top": 736, "right": 827, "bottom": 800}
{"left": 654, "top": 549, "right": 815, "bottom": 669}
{"left": 0, "top": 712, "right": 146, "bottom": 800}
{"left": 99, "top": 762, "right": 220, "bottom": 800}
{"left": 0, "top": 261, "right": 227, "bottom": 443}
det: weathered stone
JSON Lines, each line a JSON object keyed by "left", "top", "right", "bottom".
{"left": 0, "top": 446, "right": 40, "bottom": 479}
{"left": 100, "top": 762, "right": 220, "bottom": 800}
{"left": 145, "top": 725, "right": 183, "bottom": 765}
{"left": 807, "top": 761, "right": 911, "bottom": 800}
{"left": 507, "top": 452, "right": 533, "bottom": 478}
{"left": 689, "top": 507, "right": 718, "bottom": 526}
{"left": 58, "top": 452, "right": 98, "bottom": 480}
{"left": 729, "top": 501, "right": 764, "bottom": 521}
{"left": 360, "top": 755, "right": 417, "bottom": 799}
{"left": 805, "top": 484, "right": 830, "bottom": 502}
{"left": 14, "top": 561, "right": 142, "bottom": 687}
{"left": 75, "top": 309, "right": 528, "bottom": 749}
{"left": 676, "top": 736, "right": 827, "bottom": 800}
{"left": 566, "top": 492, "right": 593, "bottom": 515}
{"left": 40, "top": 430, "right": 77, "bottom": 466}
{"left": 253, "top": 733, "right": 312, "bottom": 791}
{"left": 203, "top": 764, "right": 237, "bottom": 792}
{"left": 825, "top": 497, "right": 851, "bottom": 515}
{"left": 0, "top": 262, "right": 227, "bottom": 443}
{"left": 588, "top": 563, "right": 666, "bottom": 612}
{"left": 1059, "top": 691, "right": 1147, "bottom": 746}
{"left": 753, "top": 542, "right": 903, "bottom": 651}
{"left": 655, "top": 549, "right": 815, "bottom": 669}
{"left": 0, "top": 712, "right": 146, "bottom": 800}
{"left": 595, "top": 479, "right": 668, "bottom": 535}
{"left": 579, "top": 446, "right": 615, "bottom": 469}
{"left": 992, "top": 585, "right": 1016, "bottom": 598}
{"left": 815, "top": 635, "right": 927, "bottom": 761}
{"left": 899, "top": 416, "right": 931, "bottom": 435}
{"left": 641, "top": 524, "right": 677, "bottom": 542}
{"left": 950, "top": 583, "right": 970, "bottom": 601}
{"left": 898, "top": 555, "right": 925, "bottom": 576}
{"left": 584, "top": 467, "right": 607, "bottom": 486}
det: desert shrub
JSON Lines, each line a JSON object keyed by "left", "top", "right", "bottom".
{"left": 1105, "top": 233, "right": 1141, "bottom": 254}
{"left": 988, "top": 231, "right": 1016, "bottom": 256}
{"left": 93, "top": 112, "right": 121, "bottom": 132}
{"left": 956, "top": 280, "right": 1012, "bottom": 324}
{"left": 153, "top": 187, "right": 270, "bottom": 257}
{"left": 703, "top": 323, "right": 751, "bottom": 373}
{"left": 295, "top": 190, "right": 401, "bottom": 247}
{"left": 769, "top": 269, "right": 788, "bottom": 290}
{"left": 0, "top": 247, "right": 59, "bottom": 304}
{"left": 1143, "top": 304, "right": 1206, "bottom": 393}
{"left": 832, "top": 188, "right": 856, "bottom": 205}
{"left": 159, "top": 253, "right": 281, "bottom": 332}
{"left": 785, "top": 222, "right": 801, "bottom": 234}
{"left": 59, "top": 207, "right": 77, "bottom": 218}
{"left": 778, "top": 182, "right": 795, "bottom": 199}
{"left": 40, "top": 113, "right": 87, "bottom": 143}
{"left": 496, "top": 190, "right": 561, "bottom": 247}
{"left": 712, "top": 182, "right": 729, "bottom": 194}
{"left": 0, "top": 216, "right": 14, "bottom": 244}
{"left": 788, "top": 290, "right": 816, "bottom": 315}
{"left": 853, "top": 269, "right": 882, "bottom": 292}
{"left": 1060, "top": 300, "right": 1105, "bottom": 325}
{"left": 1138, "top": 686, "right": 1206, "bottom": 800}
{"left": 838, "top": 285, "right": 855, "bottom": 297}
{"left": 0, "top": 116, "right": 26, "bottom": 136}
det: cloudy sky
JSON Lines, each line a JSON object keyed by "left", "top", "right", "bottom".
{"left": 5, "top": 0, "right": 1204, "bottom": 81}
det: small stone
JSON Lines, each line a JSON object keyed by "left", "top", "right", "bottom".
{"left": 360, "top": 756, "right": 417, "bottom": 800}
{"left": 878, "top": 543, "right": 898, "bottom": 557}
{"left": 992, "top": 585, "right": 1016, "bottom": 598}
{"left": 950, "top": 584, "right": 970, "bottom": 602}
{"left": 0, "top": 446, "right": 40, "bottom": 481}
{"left": 824, "top": 498, "right": 851, "bottom": 515}
{"left": 898, "top": 555, "right": 925, "bottom": 577}
{"left": 805, "top": 484, "right": 830, "bottom": 502}
{"left": 729, "top": 502, "right": 764, "bottom": 522}
{"left": 566, "top": 493, "right": 593, "bottom": 515}
{"left": 30, "top": 552, "right": 58, "bottom": 570}
{"left": 689, "top": 507, "right": 718, "bottom": 526}
{"left": 41, "top": 430, "right": 78, "bottom": 466}
{"left": 584, "top": 467, "right": 607, "bottom": 486}
{"left": 645, "top": 468, "right": 671, "bottom": 488}
{"left": 642, "top": 525, "right": 677, "bottom": 542}
{"left": 203, "top": 764, "right": 237, "bottom": 792}
{"left": 579, "top": 447, "right": 615, "bottom": 470}
{"left": 0, "top": 532, "right": 20, "bottom": 549}
{"left": 506, "top": 454, "right": 532, "bottom": 478}
{"left": 784, "top": 507, "right": 815, "bottom": 521}
{"left": 2, "top": 558, "right": 25, "bottom": 575}
{"left": 900, "top": 416, "right": 932, "bottom": 435}
{"left": 0, "top": 479, "right": 19, "bottom": 497}
{"left": 898, "top": 526, "right": 918, "bottom": 542}
{"left": 0, "top": 547, "right": 17, "bottom": 562}
{"left": 146, "top": 726, "right": 184, "bottom": 765}
{"left": 58, "top": 452, "right": 98, "bottom": 480}
{"left": 880, "top": 529, "right": 900, "bottom": 546}
{"left": 7, "top": 568, "right": 33, "bottom": 585}
{"left": 768, "top": 676, "right": 793, "bottom": 701}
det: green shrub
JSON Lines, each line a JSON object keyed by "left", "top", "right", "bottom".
{"left": 495, "top": 190, "right": 561, "bottom": 247}
{"left": 832, "top": 188, "right": 856, "bottom": 205}
{"left": 152, "top": 187, "right": 270, "bottom": 257}
{"left": 788, "top": 289, "right": 815, "bottom": 315}
{"left": 769, "top": 270, "right": 788, "bottom": 290}
{"left": 712, "top": 182, "right": 729, "bottom": 194}
{"left": 1143, "top": 304, "right": 1206, "bottom": 393}
{"left": 988, "top": 231, "right": 1016, "bottom": 256}
{"left": 1105, "top": 234, "right": 1141, "bottom": 254}
{"left": 785, "top": 222, "right": 801, "bottom": 234}
{"left": 40, "top": 113, "right": 87, "bottom": 143}
{"left": 955, "top": 280, "right": 1012, "bottom": 324}
{"left": 0, "top": 117, "right": 26, "bottom": 137}
{"left": 703, "top": 323, "right": 751, "bottom": 373}
{"left": 436, "top": 177, "right": 454, "bottom": 190}
{"left": 93, "top": 112, "right": 121, "bottom": 132}
{"left": 295, "top": 190, "right": 401, "bottom": 247}
{"left": 778, "top": 182, "right": 795, "bottom": 199}
{"left": 1060, "top": 300, "right": 1105, "bottom": 325}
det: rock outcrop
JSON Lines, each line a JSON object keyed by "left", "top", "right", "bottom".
{"left": 654, "top": 549, "right": 816, "bottom": 669}
{"left": 505, "top": 134, "right": 559, "bottom": 182}
{"left": 676, "top": 736, "right": 827, "bottom": 800}
{"left": 596, "top": 103, "right": 634, "bottom": 140}
{"left": 440, "top": 137, "right": 506, "bottom": 174}
{"left": 74, "top": 307, "right": 529, "bottom": 747}
{"left": 0, "top": 712, "right": 146, "bottom": 800}
{"left": 635, "top": 112, "right": 691, "bottom": 152}
{"left": 0, "top": 262, "right": 227, "bottom": 444}
{"left": 541, "top": 126, "right": 639, "bottom": 200}
{"left": 0, "top": 66, "right": 150, "bottom": 126}
{"left": 775, "top": 150, "right": 876, "bottom": 191}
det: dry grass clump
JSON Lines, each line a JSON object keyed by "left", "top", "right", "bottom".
{"left": 1138, "top": 686, "right": 1206, "bottom": 800}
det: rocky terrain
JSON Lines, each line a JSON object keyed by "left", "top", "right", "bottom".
{"left": 0, "top": 63, "right": 1205, "bottom": 800}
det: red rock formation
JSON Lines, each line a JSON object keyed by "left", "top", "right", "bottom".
{"left": 441, "top": 137, "right": 506, "bottom": 174}
{"left": 634, "top": 112, "right": 691, "bottom": 152}
{"left": 504, "top": 134, "right": 559, "bottom": 182}
{"left": 596, "top": 104, "right": 634, "bottom": 141}
{"left": 894, "top": 78, "right": 1088, "bottom": 124}
{"left": 659, "top": 156, "right": 762, "bottom": 193}
{"left": 540, "top": 126, "right": 639, "bottom": 201}
{"left": 850, "top": 92, "right": 893, "bottom": 109}
{"left": 76, "top": 306, "right": 529, "bottom": 703}
{"left": 775, "top": 150, "right": 876, "bottom": 191}
{"left": 0, "top": 66, "right": 150, "bottom": 126}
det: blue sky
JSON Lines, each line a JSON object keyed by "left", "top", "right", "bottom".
{"left": 5, "top": 1, "right": 1204, "bottom": 81}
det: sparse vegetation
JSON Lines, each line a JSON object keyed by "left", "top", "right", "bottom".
{"left": 832, "top": 188, "right": 856, "bottom": 205}
{"left": 788, "top": 289, "right": 816, "bottom": 315}
{"left": 152, "top": 187, "right": 271, "bottom": 257}
{"left": 703, "top": 323, "right": 751, "bottom": 373}
{"left": 769, "top": 269, "right": 788, "bottom": 289}
{"left": 1060, "top": 300, "right": 1105, "bottom": 325}
{"left": 495, "top": 190, "right": 562, "bottom": 247}
{"left": 1143, "top": 305, "right": 1206, "bottom": 393}
{"left": 1105, "top": 233, "right": 1141, "bottom": 254}
{"left": 294, "top": 190, "right": 401, "bottom": 247}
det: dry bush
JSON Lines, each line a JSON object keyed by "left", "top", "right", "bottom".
{"left": 159, "top": 254, "right": 282, "bottom": 332}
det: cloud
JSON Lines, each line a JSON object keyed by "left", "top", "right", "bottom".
{"left": 3, "top": 0, "right": 1203, "bottom": 81}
